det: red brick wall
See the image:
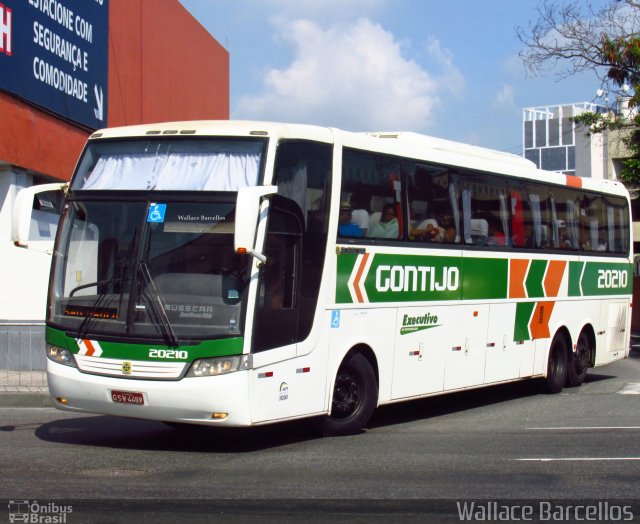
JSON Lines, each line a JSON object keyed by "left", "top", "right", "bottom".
{"left": 0, "top": 0, "right": 229, "bottom": 181}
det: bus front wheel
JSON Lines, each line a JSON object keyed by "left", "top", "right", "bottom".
{"left": 543, "top": 334, "right": 568, "bottom": 394}
{"left": 321, "top": 352, "right": 377, "bottom": 436}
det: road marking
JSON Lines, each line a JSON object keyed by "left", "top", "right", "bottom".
{"left": 514, "top": 457, "right": 640, "bottom": 462}
{"left": 525, "top": 426, "right": 640, "bottom": 430}
{"left": 618, "top": 383, "right": 640, "bottom": 395}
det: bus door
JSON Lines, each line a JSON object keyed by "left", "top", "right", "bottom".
{"left": 252, "top": 196, "right": 303, "bottom": 353}
{"left": 391, "top": 305, "right": 449, "bottom": 399}
{"left": 484, "top": 303, "right": 520, "bottom": 383}
{"left": 443, "top": 304, "right": 488, "bottom": 390}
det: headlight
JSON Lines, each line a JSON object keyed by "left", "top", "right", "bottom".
{"left": 47, "top": 345, "right": 77, "bottom": 367}
{"left": 187, "top": 354, "right": 252, "bottom": 377}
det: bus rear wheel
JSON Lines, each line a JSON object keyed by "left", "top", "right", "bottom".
{"left": 321, "top": 352, "right": 377, "bottom": 436}
{"left": 567, "top": 332, "right": 590, "bottom": 387}
{"left": 543, "top": 334, "right": 568, "bottom": 394}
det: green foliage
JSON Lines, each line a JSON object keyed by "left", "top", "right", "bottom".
{"left": 602, "top": 35, "right": 640, "bottom": 108}
{"left": 572, "top": 112, "right": 610, "bottom": 134}
{"left": 519, "top": 1, "right": 640, "bottom": 184}
{"left": 620, "top": 157, "right": 640, "bottom": 184}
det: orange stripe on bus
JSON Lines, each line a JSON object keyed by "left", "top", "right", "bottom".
{"left": 509, "top": 259, "right": 529, "bottom": 299}
{"left": 84, "top": 339, "right": 96, "bottom": 357}
{"left": 543, "top": 260, "right": 567, "bottom": 297}
{"left": 529, "top": 301, "right": 555, "bottom": 339}
{"left": 353, "top": 253, "right": 369, "bottom": 303}
{"left": 565, "top": 175, "right": 582, "bottom": 188}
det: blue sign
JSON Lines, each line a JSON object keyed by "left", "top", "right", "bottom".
{"left": 147, "top": 203, "right": 167, "bottom": 223}
{"left": 331, "top": 310, "right": 340, "bottom": 329}
{"left": 0, "top": 0, "right": 109, "bottom": 129}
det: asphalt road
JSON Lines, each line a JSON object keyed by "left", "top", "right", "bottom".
{"left": 2, "top": 352, "right": 640, "bottom": 522}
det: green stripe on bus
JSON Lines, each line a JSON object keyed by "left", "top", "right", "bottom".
{"left": 568, "top": 261, "right": 632, "bottom": 296}
{"left": 45, "top": 326, "right": 244, "bottom": 361}
{"left": 514, "top": 302, "right": 535, "bottom": 341}
{"left": 568, "top": 261, "right": 584, "bottom": 297}
{"left": 336, "top": 253, "right": 358, "bottom": 304}
{"left": 525, "top": 260, "right": 547, "bottom": 298}
{"left": 461, "top": 257, "right": 508, "bottom": 300}
{"left": 362, "top": 254, "right": 463, "bottom": 303}
{"left": 336, "top": 252, "right": 632, "bottom": 303}
{"left": 580, "top": 262, "right": 633, "bottom": 296}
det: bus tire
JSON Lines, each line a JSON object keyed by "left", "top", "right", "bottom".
{"left": 566, "top": 332, "right": 590, "bottom": 387}
{"left": 321, "top": 352, "right": 378, "bottom": 436}
{"left": 543, "top": 333, "right": 568, "bottom": 394}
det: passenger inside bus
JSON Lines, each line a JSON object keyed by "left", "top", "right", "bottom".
{"left": 338, "top": 201, "right": 363, "bottom": 237}
{"left": 487, "top": 216, "right": 507, "bottom": 246}
{"left": 348, "top": 193, "right": 370, "bottom": 236}
{"left": 412, "top": 217, "right": 443, "bottom": 241}
{"left": 367, "top": 203, "right": 399, "bottom": 239}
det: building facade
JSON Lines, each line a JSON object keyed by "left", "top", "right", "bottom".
{"left": 0, "top": 0, "right": 229, "bottom": 373}
{"left": 523, "top": 102, "right": 608, "bottom": 176}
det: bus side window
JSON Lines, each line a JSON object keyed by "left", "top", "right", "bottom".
{"left": 340, "top": 148, "right": 402, "bottom": 240}
{"left": 407, "top": 164, "right": 459, "bottom": 244}
{"left": 607, "top": 197, "right": 630, "bottom": 254}
{"left": 510, "top": 190, "right": 526, "bottom": 247}
{"left": 459, "top": 175, "right": 509, "bottom": 247}
{"left": 580, "top": 193, "right": 608, "bottom": 252}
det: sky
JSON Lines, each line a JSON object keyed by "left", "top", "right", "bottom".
{"left": 178, "top": 0, "right": 612, "bottom": 155}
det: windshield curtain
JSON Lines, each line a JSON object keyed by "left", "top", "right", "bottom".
{"left": 49, "top": 199, "right": 248, "bottom": 342}
{"left": 72, "top": 139, "right": 265, "bottom": 191}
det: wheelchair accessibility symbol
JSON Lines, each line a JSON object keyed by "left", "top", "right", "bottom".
{"left": 147, "top": 203, "right": 167, "bottom": 223}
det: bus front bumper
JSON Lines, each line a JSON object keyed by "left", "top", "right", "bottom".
{"left": 47, "top": 360, "right": 252, "bottom": 427}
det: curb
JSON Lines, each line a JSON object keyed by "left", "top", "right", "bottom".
{"left": 0, "top": 392, "right": 53, "bottom": 408}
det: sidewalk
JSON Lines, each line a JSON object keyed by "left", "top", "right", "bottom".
{"left": 0, "top": 370, "right": 52, "bottom": 407}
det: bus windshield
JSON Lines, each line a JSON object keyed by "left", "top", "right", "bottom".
{"left": 72, "top": 138, "right": 265, "bottom": 191}
{"left": 49, "top": 198, "right": 249, "bottom": 343}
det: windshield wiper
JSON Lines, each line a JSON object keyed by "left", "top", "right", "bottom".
{"left": 138, "top": 262, "right": 179, "bottom": 347}
{"left": 76, "top": 290, "right": 113, "bottom": 340}
{"left": 69, "top": 279, "right": 118, "bottom": 297}
{"left": 75, "top": 270, "right": 128, "bottom": 339}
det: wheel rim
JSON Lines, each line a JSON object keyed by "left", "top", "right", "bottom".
{"left": 574, "top": 337, "right": 589, "bottom": 374}
{"left": 332, "top": 371, "right": 363, "bottom": 419}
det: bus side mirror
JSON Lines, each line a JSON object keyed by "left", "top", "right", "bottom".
{"left": 234, "top": 186, "right": 277, "bottom": 263}
{"left": 12, "top": 182, "right": 67, "bottom": 253}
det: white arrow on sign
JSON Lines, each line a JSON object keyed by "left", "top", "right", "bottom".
{"left": 94, "top": 85, "right": 104, "bottom": 121}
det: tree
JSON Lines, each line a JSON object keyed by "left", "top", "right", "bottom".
{"left": 517, "top": 1, "right": 640, "bottom": 183}
{"left": 518, "top": 0, "right": 640, "bottom": 105}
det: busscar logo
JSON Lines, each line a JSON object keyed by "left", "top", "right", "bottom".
{"left": 0, "top": 4, "right": 12, "bottom": 57}
{"left": 400, "top": 312, "right": 441, "bottom": 335}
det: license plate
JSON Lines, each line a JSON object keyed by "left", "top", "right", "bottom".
{"left": 111, "top": 390, "right": 145, "bottom": 405}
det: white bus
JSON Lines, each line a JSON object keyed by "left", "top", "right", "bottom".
{"left": 38, "top": 121, "right": 632, "bottom": 435}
